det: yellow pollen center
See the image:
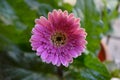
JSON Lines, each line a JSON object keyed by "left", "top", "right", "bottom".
{"left": 51, "top": 32, "right": 66, "bottom": 46}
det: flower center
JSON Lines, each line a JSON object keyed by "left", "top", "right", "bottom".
{"left": 51, "top": 32, "right": 66, "bottom": 46}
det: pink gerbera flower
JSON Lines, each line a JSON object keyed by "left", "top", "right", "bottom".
{"left": 30, "top": 9, "right": 87, "bottom": 67}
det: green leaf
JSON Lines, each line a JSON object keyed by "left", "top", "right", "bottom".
{"left": 67, "top": 53, "right": 111, "bottom": 80}
{"left": 0, "top": 0, "right": 17, "bottom": 25}
{"left": 0, "top": 44, "right": 58, "bottom": 80}
{"left": 84, "top": 53, "right": 110, "bottom": 78}
{"left": 25, "top": 0, "right": 53, "bottom": 17}
{"left": 0, "top": 0, "right": 27, "bottom": 30}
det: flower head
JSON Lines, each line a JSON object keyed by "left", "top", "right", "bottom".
{"left": 30, "top": 9, "right": 87, "bottom": 67}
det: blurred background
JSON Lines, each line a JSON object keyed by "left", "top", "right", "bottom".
{"left": 0, "top": 0, "right": 120, "bottom": 80}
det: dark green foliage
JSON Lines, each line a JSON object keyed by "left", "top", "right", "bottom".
{"left": 1, "top": 0, "right": 118, "bottom": 79}
{"left": 66, "top": 53, "right": 111, "bottom": 80}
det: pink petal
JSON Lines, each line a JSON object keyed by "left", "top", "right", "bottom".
{"left": 37, "top": 46, "right": 44, "bottom": 53}
{"left": 52, "top": 54, "right": 58, "bottom": 65}
{"left": 59, "top": 55, "right": 68, "bottom": 67}
{"left": 41, "top": 51, "right": 48, "bottom": 60}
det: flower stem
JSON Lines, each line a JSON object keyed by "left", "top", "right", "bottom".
{"left": 57, "top": 66, "right": 64, "bottom": 80}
